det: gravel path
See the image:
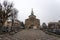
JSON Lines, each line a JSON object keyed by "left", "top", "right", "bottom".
{"left": 0, "top": 29, "right": 60, "bottom": 40}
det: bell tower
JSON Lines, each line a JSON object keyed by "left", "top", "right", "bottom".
{"left": 29, "top": 9, "right": 36, "bottom": 19}
{"left": 31, "top": 9, "right": 34, "bottom": 15}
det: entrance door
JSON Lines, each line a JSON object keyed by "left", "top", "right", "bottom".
{"left": 29, "top": 25, "right": 34, "bottom": 29}
{"left": 33, "top": 26, "right": 37, "bottom": 29}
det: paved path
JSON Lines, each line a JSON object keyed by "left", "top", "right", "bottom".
{"left": 0, "top": 29, "right": 60, "bottom": 40}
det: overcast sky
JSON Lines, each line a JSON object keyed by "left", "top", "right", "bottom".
{"left": 1, "top": 0, "right": 60, "bottom": 25}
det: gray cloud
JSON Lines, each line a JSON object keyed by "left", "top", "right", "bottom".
{"left": 1, "top": 0, "right": 60, "bottom": 25}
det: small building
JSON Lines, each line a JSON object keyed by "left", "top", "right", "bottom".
{"left": 25, "top": 9, "right": 40, "bottom": 29}
{"left": 48, "top": 21, "right": 60, "bottom": 34}
{"left": 48, "top": 21, "right": 60, "bottom": 29}
{"left": 3, "top": 19, "right": 21, "bottom": 32}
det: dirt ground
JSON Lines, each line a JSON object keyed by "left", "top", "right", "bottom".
{"left": 0, "top": 29, "right": 60, "bottom": 40}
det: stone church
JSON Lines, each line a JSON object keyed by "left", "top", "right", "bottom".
{"left": 25, "top": 9, "right": 40, "bottom": 29}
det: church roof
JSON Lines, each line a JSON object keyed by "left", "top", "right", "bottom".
{"left": 29, "top": 9, "right": 36, "bottom": 17}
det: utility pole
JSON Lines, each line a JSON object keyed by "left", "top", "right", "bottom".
{"left": 11, "top": 10, "right": 15, "bottom": 31}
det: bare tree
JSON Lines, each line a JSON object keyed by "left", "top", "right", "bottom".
{"left": 42, "top": 22, "right": 47, "bottom": 29}
{"left": 0, "top": 1, "right": 18, "bottom": 26}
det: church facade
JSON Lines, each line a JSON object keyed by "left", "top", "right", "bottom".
{"left": 25, "top": 9, "right": 40, "bottom": 29}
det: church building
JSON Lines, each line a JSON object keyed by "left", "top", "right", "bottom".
{"left": 25, "top": 9, "right": 40, "bottom": 29}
